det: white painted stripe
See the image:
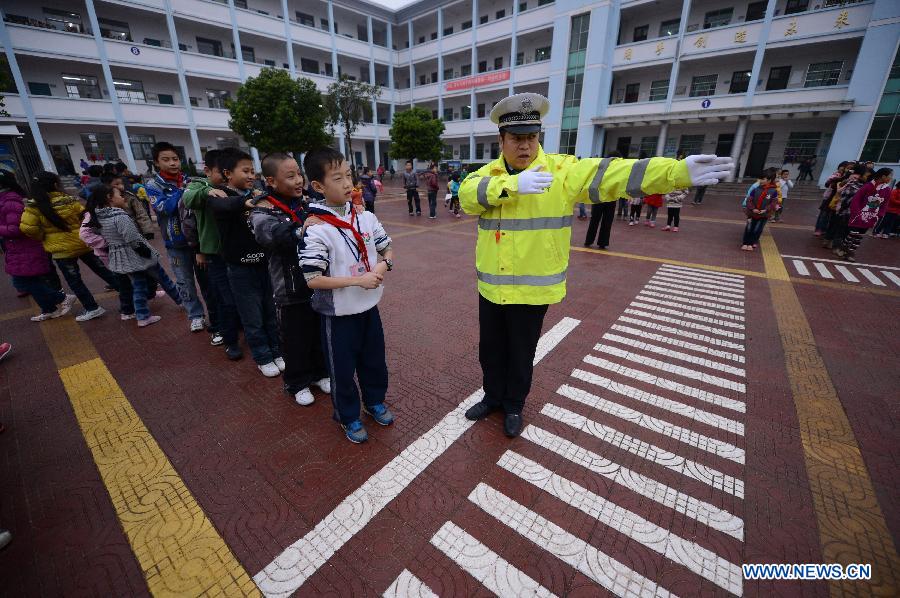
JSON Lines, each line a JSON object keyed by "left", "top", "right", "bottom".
{"left": 523, "top": 425, "right": 744, "bottom": 540}
{"left": 625, "top": 309, "right": 746, "bottom": 340}
{"left": 659, "top": 263, "right": 746, "bottom": 281}
{"left": 659, "top": 265, "right": 746, "bottom": 285}
{"left": 813, "top": 262, "right": 834, "bottom": 279}
{"left": 610, "top": 325, "right": 745, "bottom": 363}
{"left": 644, "top": 284, "right": 745, "bottom": 307}
{"left": 254, "top": 317, "right": 581, "bottom": 597}
{"left": 430, "top": 522, "right": 556, "bottom": 598}
{"left": 468, "top": 483, "right": 674, "bottom": 598}
{"left": 498, "top": 451, "right": 743, "bottom": 595}
{"left": 857, "top": 268, "right": 886, "bottom": 286}
{"left": 557, "top": 384, "right": 744, "bottom": 462}
{"left": 882, "top": 270, "right": 900, "bottom": 288}
{"left": 834, "top": 264, "right": 860, "bottom": 283}
{"left": 383, "top": 570, "right": 438, "bottom": 598}
{"left": 781, "top": 254, "right": 900, "bottom": 271}
{"left": 617, "top": 316, "right": 746, "bottom": 350}
{"left": 651, "top": 273, "right": 745, "bottom": 294}
{"left": 592, "top": 345, "right": 746, "bottom": 392}
{"left": 631, "top": 302, "right": 745, "bottom": 330}
{"left": 647, "top": 278, "right": 745, "bottom": 300}
{"left": 542, "top": 404, "right": 744, "bottom": 498}
{"left": 638, "top": 289, "right": 745, "bottom": 314}
{"left": 601, "top": 335, "right": 746, "bottom": 376}
{"left": 792, "top": 260, "right": 810, "bottom": 276}
{"left": 653, "top": 269, "right": 745, "bottom": 290}
{"left": 571, "top": 369, "right": 744, "bottom": 435}
{"left": 580, "top": 355, "right": 746, "bottom": 413}
{"left": 636, "top": 295, "right": 745, "bottom": 321}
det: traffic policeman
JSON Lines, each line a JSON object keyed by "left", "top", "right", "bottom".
{"left": 459, "top": 93, "right": 734, "bottom": 437}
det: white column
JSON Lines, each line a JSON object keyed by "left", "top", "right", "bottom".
{"left": 163, "top": 0, "right": 201, "bottom": 164}
{"left": 437, "top": 8, "right": 444, "bottom": 117}
{"left": 408, "top": 21, "right": 415, "bottom": 106}
{"left": 729, "top": 117, "right": 748, "bottom": 181}
{"left": 281, "top": 0, "right": 296, "bottom": 78}
{"left": 655, "top": 122, "right": 669, "bottom": 156}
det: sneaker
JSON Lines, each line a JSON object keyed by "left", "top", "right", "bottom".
{"left": 752, "top": 244, "right": 758, "bottom": 249}
{"left": 644, "top": 221, "right": 650, "bottom": 227}
{"left": 120, "top": 313, "right": 136, "bottom": 321}
{"left": 833, "top": 248, "right": 846, "bottom": 257}
{"left": 313, "top": 377, "right": 331, "bottom": 394}
{"left": 274, "top": 356, "right": 286, "bottom": 372}
{"left": 75, "top": 306, "right": 106, "bottom": 322}
{"left": 137, "top": 315, "right": 162, "bottom": 328}
{"left": 429, "top": 216, "right": 436, "bottom": 219}
{"left": 32, "top": 300, "right": 72, "bottom": 321}
{"left": 416, "top": 211, "right": 422, "bottom": 216}
{"left": 30, "top": 312, "right": 55, "bottom": 322}
{"left": 0, "top": 343, "right": 11, "bottom": 363}
{"left": 672, "top": 227, "right": 679, "bottom": 232}
{"left": 61, "top": 294, "right": 77, "bottom": 309}
{"left": 408, "top": 211, "right": 414, "bottom": 216}
{"left": 258, "top": 362, "right": 280, "bottom": 377}
{"left": 293, "top": 387, "right": 315, "bottom": 406}
{"left": 341, "top": 419, "right": 368, "bottom": 443}
{"left": 190, "top": 318, "right": 205, "bottom": 332}
{"left": 661, "top": 225, "right": 671, "bottom": 231}
{"left": 455, "top": 213, "right": 461, "bottom": 218}
{"left": 363, "top": 403, "right": 394, "bottom": 426}
{"left": 649, "top": 222, "right": 656, "bottom": 228}
{"left": 814, "top": 231, "right": 823, "bottom": 237}
{"left": 209, "top": 332, "right": 224, "bottom": 346}
{"left": 225, "top": 345, "right": 243, "bottom": 360}
{"left": 628, "top": 221, "right": 636, "bottom": 226}
{"left": 844, "top": 255, "right": 857, "bottom": 263}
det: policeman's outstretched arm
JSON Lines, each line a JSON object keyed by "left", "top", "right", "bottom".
{"left": 459, "top": 166, "right": 553, "bottom": 215}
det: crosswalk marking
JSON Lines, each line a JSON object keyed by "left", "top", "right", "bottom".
{"left": 643, "top": 284, "right": 746, "bottom": 307}
{"left": 522, "top": 425, "right": 745, "bottom": 540}
{"left": 383, "top": 570, "right": 438, "bottom": 598}
{"left": 647, "top": 278, "right": 746, "bottom": 300}
{"left": 625, "top": 309, "right": 746, "bottom": 340}
{"left": 857, "top": 268, "right": 886, "bottom": 286}
{"left": 430, "top": 522, "right": 556, "bottom": 598}
{"left": 650, "top": 274, "right": 745, "bottom": 295}
{"left": 813, "top": 262, "right": 834, "bottom": 279}
{"left": 834, "top": 264, "right": 860, "bottom": 282}
{"left": 631, "top": 303, "right": 745, "bottom": 330}
{"left": 657, "top": 267, "right": 746, "bottom": 288}
{"left": 638, "top": 289, "right": 745, "bottom": 314}
{"left": 468, "top": 483, "right": 674, "bottom": 598}
{"left": 590, "top": 346, "right": 747, "bottom": 393}
{"left": 617, "top": 317, "right": 746, "bottom": 350}
{"left": 781, "top": 254, "right": 900, "bottom": 270}
{"left": 557, "top": 384, "right": 744, "bottom": 462}
{"left": 601, "top": 335, "right": 746, "bottom": 376}
{"left": 581, "top": 355, "right": 746, "bottom": 413}
{"left": 660, "top": 264, "right": 746, "bottom": 281}
{"left": 883, "top": 270, "right": 900, "bottom": 287}
{"left": 542, "top": 404, "right": 744, "bottom": 497}
{"left": 792, "top": 260, "right": 810, "bottom": 276}
{"left": 498, "top": 451, "right": 744, "bottom": 595}
{"left": 637, "top": 294, "right": 745, "bottom": 320}
{"left": 610, "top": 325, "right": 745, "bottom": 363}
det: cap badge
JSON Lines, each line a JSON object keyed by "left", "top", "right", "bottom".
{"left": 520, "top": 97, "right": 534, "bottom": 115}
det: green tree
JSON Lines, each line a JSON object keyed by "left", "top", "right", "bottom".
{"left": 0, "top": 55, "right": 15, "bottom": 118}
{"left": 389, "top": 107, "right": 445, "bottom": 164}
{"left": 227, "top": 68, "right": 331, "bottom": 154}
{"left": 323, "top": 74, "right": 381, "bottom": 168}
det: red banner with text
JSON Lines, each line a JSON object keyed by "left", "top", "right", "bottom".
{"left": 445, "top": 70, "right": 510, "bottom": 91}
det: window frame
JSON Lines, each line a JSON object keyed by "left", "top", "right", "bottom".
{"left": 729, "top": 70, "right": 751, "bottom": 94}
{"left": 632, "top": 24, "right": 648, "bottom": 43}
{"left": 804, "top": 61, "right": 843, "bottom": 88}
{"left": 649, "top": 79, "right": 669, "bottom": 101}
{"left": 689, "top": 74, "right": 718, "bottom": 97}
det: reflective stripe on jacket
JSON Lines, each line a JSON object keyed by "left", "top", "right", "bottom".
{"left": 459, "top": 146, "right": 691, "bottom": 305}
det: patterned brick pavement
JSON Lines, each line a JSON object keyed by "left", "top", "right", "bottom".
{"left": 0, "top": 180, "right": 897, "bottom": 596}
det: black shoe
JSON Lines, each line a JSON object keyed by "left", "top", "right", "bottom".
{"left": 465, "top": 400, "right": 496, "bottom": 421}
{"left": 225, "top": 345, "right": 243, "bottom": 360}
{"left": 583, "top": 243, "right": 592, "bottom": 247}
{"left": 598, "top": 245, "right": 607, "bottom": 250}
{"left": 504, "top": 414, "right": 523, "bottom": 438}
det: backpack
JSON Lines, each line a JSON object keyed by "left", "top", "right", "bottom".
{"left": 177, "top": 198, "right": 199, "bottom": 248}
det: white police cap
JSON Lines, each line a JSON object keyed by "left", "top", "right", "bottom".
{"left": 490, "top": 93, "right": 550, "bottom": 134}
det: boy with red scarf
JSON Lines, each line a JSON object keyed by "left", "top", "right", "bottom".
{"left": 740, "top": 167, "right": 781, "bottom": 251}
{"left": 298, "top": 148, "right": 395, "bottom": 444}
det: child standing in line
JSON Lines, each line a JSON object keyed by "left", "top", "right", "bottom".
{"left": 740, "top": 167, "right": 781, "bottom": 251}
{"left": 103, "top": 174, "right": 155, "bottom": 239}
{"left": 628, "top": 195, "right": 643, "bottom": 226}
{"left": 836, "top": 168, "right": 893, "bottom": 261}
{"left": 662, "top": 189, "right": 688, "bottom": 232}
{"left": 616, "top": 197, "right": 629, "bottom": 220}
{"left": 643, "top": 193, "right": 663, "bottom": 228}
{"left": 874, "top": 181, "right": 900, "bottom": 238}
{"left": 402, "top": 160, "right": 421, "bottom": 216}
{"left": 772, "top": 169, "right": 793, "bottom": 222}
{"left": 299, "top": 148, "right": 395, "bottom": 444}
{"left": 249, "top": 152, "right": 331, "bottom": 406}
{"left": 448, "top": 173, "right": 461, "bottom": 218}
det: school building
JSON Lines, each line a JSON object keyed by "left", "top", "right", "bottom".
{"left": 0, "top": 0, "right": 898, "bottom": 184}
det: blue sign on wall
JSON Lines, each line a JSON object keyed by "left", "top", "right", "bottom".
{"left": 130, "top": 47, "right": 141, "bottom": 56}
{"left": 701, "top": 99, "right": 711, "bottom": 109}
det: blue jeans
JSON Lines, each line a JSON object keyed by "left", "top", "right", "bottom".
{"left": 166, "top": 246, "right": 205, "bottom": 320}
{"left": 55, "top": 252, "right": 122, "bottom": 312}
{"left": 128, "top": 265, "right": 180, "bottom": 320}
{"left": 11, "top": 274, "right": 65, "bottom": 314}
{"left": 742, "top": 218, "right": 767, "bottom": 245}
{"left": 206, "top": 255, "right": 239, "bottom": 345}
{"left": 578, "top": 203, "right": 587, "bottom": 218}
{"left": 227, "top": 263, "right": 280, "bottom": 364}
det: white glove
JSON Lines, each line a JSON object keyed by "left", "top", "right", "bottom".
{"left": 685, "top": 155, "right": 735, "bottom": 186}
{"left": 516, "top": 165, "right": 554, "bottom": 194}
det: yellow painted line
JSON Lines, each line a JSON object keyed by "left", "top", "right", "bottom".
{"left": 791, "top": 276, "right": 900, "bottom": 298}
{"left": 39, "top": 318, "right": 260, "bottom": 597}
{"left": 0, "top": 305, "right": 38, "bottom": 322}
{"left": 760, "top": 232, "right": 900, "bottom": 596}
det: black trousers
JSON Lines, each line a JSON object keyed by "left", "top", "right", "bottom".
{"left": 479, "top": 295, "right": 548, "bottom": 414}
{"left": 279, "top": 302, "right": 329, "bottom": 392}
{"left": 406, "top": 188, "right": 421, "bottom": 214}
{"left": 584, "top": 201, "right": 616, "bottom": 248}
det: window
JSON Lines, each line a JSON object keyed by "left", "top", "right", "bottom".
{"left": 444, "top": 26, "right": 453, "bottom": 36}
{"left": 766, "top": 66, "right": 791, "bottom": 90}
{"left": 233, "top": 45, "right": 255, "bottom": 63}
{"left": 624, "top": 83, "right": 640, "bottom": 103}
{"left": 476, "top": 142, "right": 484, "bottom": 158}
{"left": 703, "top": 8, "right": 733, "bottom": 29}
{"left": 783, "top": 132, "right": 820, "bottom": 163}
{"left": 196, "top": 37, "right": 223, "bottom": 57}
{"left": 189, "top": 97, "right": 199, "bottom": 107}
{"left": 559, "top": 129, "right": 578, "bottom": 155}
{"left": 129, "top": 133, "right": 156, "bottom": 161}
{"left": 325, "top": 62, "right": 333, "bottom": 76}
{"left": 42, "top": 8, "right": 83, "bottom": 33}
{"left": 519, "top": 2, "right": 527, "bottom": 12}
{"left": 157, "top": 93, "right": 174, "bottom": 105}
{"left": 479, "top": 60, "right": 487, "bottom": 73}
{"left": 480, "top": 15, "right": 489, "bottom": 24}
{"left": 689, "top": 74, "right": 718, "bottom": 97}
{"left": 444, "top": 68, "right": 454, "bottom": 80}
{"left": 462, "top": 20, "right": 472, "bottom": 30}
{"left": 678, "top": 135, "right": 705, "bottom": 155}
{"left": 419, "top": 74, "right": 427, "bottom": 85}
{"left": 114, "top": 79, "right": 145, "bottom": 103}
{"left": 81, "top": 133, "right": 118, "bottom": 160}
{"left": 516, "top": 52, "right": 525, "bottom": 66}
{"left": 496, "top": 10, "right": 506, "bottom": 19}
{"left": 443, "top": 107, "right": 453, "bottom": 121}
{"left": 28, "top": 82, "right": 52, "bottom": 96}
{"left": 639, "top": 136, "right": 658, "bottom": 157}
{"left": 535, "top": 47, "right": 551, "bottom": 62}
{"left": 633, "top": 25, "right": 648, "bottom": 42}
{"left": 729, "top": 70, "right": 751, "bottom": 94}
{"left": 300, "top": 58, "right": 319, "bottom": 74}
{"left": 659, "top": 18, "right": 680, "bottom": 37}
{"left": 431, "top": 32, "right": 437, "bottom": 40}
{"left": 494, "top": 57, "right": 503, "bottom": 70}
{"left": 490, "top": 142, "right": 499, "bottom": 159}
{"left": 538, "top": 0, "right": 554, "bottom": 5}
{"left": 206, "top": 89, "right": 230, "bottom": 109}
{"left": 460, "top": 143, "right": 470, "bottom": 159}
{"left": 62, "top": 74, "right": 102, "bottom": 99}
{"left": 563, "top": 72, "right": 584, "bottom": 107}
{"left": 264, "top": 59, "right": 275, "bottom": 66}
{"left": 861, "top": 48, "right": 900, "bottom": 163}
{"left": 320, "top": 18, "right": 329, "bottom": 31}
{"left": 97, "top": 17, "right": 131, "bottom": 41}
{"left": 649, "top": 79, "right": 669, "bottom": 101}
{"left": 477, "top": 103, "right": 485, "bottom": 118}
{"left": 784, "top": 0, "right": 809, "bottom": 15}
{"left": 560, "top": 11, "right": 590, "bottom": 153}
{"left": 461, "top": 64, "right": 471, "bottom": 76}
{"left": 296, "top": 12, "right": 314, "bottom": 27}
{"left": 805, "top": 61, "right": 843, "bottom": 87}
{"left": 462, "top": 105, "right": 471, "bottom": 119}
{"left": 745, "top": 1, "right": 767, "bottom": 22}
{"left": 569, "top": 12, "right": 590, "bottom": 53}
{"left": 418, "top": 36, "right": 425, "bottom": 44}
{"left": 715, "top": 133, "right": 735, "bottom": 156}
{"left": 233, "top": 0, "right": 247, "bottom": 8}
{"left": 144, "top": 38, "right": 163, "bottom": 47}
{"left": 431, "top": 72, "right": 438, "bottom": 83}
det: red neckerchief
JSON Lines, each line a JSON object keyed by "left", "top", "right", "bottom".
{"left": 159, "top": 170, "right": 184, "bottom": 188}
{"left": 266, "top": 194, "right": 301, "bottom": 223}
{"left": 315, "top": 207, "right": 370, "bottom": 272}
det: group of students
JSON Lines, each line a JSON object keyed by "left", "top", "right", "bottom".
{"left": 1, "top": 143, "right": 398, "bottom": 444}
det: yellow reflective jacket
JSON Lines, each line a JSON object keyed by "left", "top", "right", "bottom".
{"left": 460, "top": 146, "right": 692, "bottom": 305}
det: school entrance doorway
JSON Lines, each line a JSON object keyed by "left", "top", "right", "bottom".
{"left": 743, "top": 132, "right": 773, "bottom": 179}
